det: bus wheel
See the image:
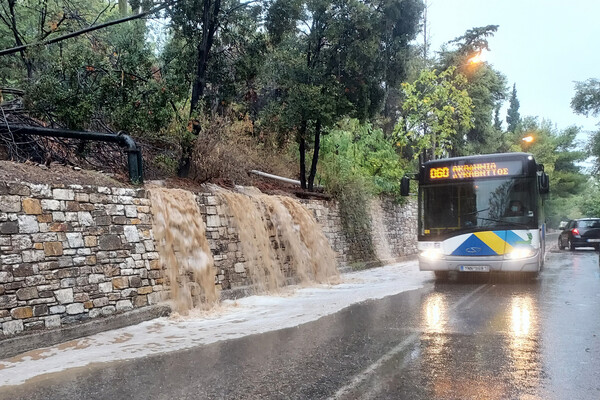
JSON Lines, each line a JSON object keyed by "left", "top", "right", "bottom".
{"left": 434, "top": 271, "right": 449, "bottom": 280}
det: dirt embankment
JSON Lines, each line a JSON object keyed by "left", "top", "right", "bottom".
{"left": 0, "top": 160, "right": 130, "bottom": 187}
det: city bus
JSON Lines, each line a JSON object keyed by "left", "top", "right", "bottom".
{"left": 401, "top": 152, "right": 549, "bottom": 279}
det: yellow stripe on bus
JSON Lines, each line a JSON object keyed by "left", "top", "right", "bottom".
{"left": 474, "top": 231, "right": 513, "bottom": 255}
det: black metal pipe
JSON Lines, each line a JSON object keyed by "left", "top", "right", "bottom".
{"left": 0, "top": 124, "right": 144, "bottom": 183}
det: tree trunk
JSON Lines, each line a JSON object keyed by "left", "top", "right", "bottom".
{"left": 189, "top": 0, "right": 221, "bottom": 116}
{"left": 298, "top": 120, "right": 307, "bottom": 189}
{"left": 307, "top": 119, "right": 321, "bottom": 191}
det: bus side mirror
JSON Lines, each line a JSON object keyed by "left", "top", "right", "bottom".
{"left": 400, "top": 176, "right": 410, "bottom": 196}
{"left": 539, "top": 173, "right": 549, "bottom": 194}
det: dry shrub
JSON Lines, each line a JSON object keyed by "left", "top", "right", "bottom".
{"left": 190, "top": 114, "right": 296, "bottom": 185}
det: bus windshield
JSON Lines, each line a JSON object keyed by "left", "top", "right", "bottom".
{"left": 420, "top": 177, "right": 537, "bottom": 236}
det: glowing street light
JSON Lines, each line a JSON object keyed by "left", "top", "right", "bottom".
{"left": 466, "top": 52, "right": 484, "bottom": 65}
{"left": 522, "top": 135, "right": 534, "bottom": 143}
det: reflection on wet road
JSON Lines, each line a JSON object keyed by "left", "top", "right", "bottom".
{"left": 2, "top": 250, "right": 600, "bottom": 400}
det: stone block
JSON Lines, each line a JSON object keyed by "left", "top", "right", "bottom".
{"left": 124, "top": 205, "right": 138, "bottom": 218}
{"left": 99, "top": 235, "right": 122, "bottom": 251}
{"left": 89, "top": 308, "right": 102, "bottom": 318}
{"left": 32, "top": 304, "right": 49, "bottom": 317}
{"left": 17, "top": 215, "right": 39, "bottom": 233}
{"left": 0, "top": 295, "right": 17, "bottom": 309}
{"left": 84, "top": 236, "right": 98, "bottom": 247}
{"left": 93, "top": 297, "right": 109, "bottom": 307}
{"left": 123, "top": 226, "right": 140, "bottom": 243}
{"left": 60, "top": 278, "right": 77, "bottom": 288}
{"left": 206, "top": 215, "right": 220, "bottom": 227}
{"left": 53, "top": 189, "right": 75, "bottom": 201}
{"left": 12, "top": 264, "right": 33, "bottom": 277}
{"left": 129, "top": 276, "right": 142, "bottom": 288}
{"left": 133, "top": 295, "right": 148, "bottom": 307}
{"left": 37, "top": 214, "right": 53, "bottom": 223}
{"left": 16, "top": 287, "right": 38, "bottom": 301}
{"left": 33, "top": 232, "right": 58, "bottom": 242}
{"left": 11, "top": 306, "right": 33, "bottom": 319}
{"left": 86, "top": 255, "right": 97, "bottom": 265}
{"left": 0, "top": 221, "right": 19, "bottom": 234}
{"left": 75, "top": 193, "right": 90, "bottom": 203}
{"left": 116, "top": 300, "right": 133, "bottom": 312}
{"left": 49, "top": 305, "right": 66, "bottom": 314}
{"left": 2, "top": 320, "right": 24, "bottom": 336}
{"left": 0, "top": 195, "right": 21, "bottom": 212}
{"left": 137, "top": 286, "right": 153, "bottom": 295}
{"left": 45, "top": 315, "right": 61, "bottom": 328}
{"left": 88, "top": 274, "right": 105, "bottom": 284}
{"left": 54, "top": 288, "right": 74, "bottom": 304}
{"left": 41, "top": 199, "right": 61, "bottom": 211}
{"left": 112, "top": 276, "right": 129, "bottom": 289}
{"left": 0, "top": 271, "right": 13, "bottom": 283}
{"left": 78, "top": 212, "right": 94, "bottom": 226}
{"left": 99, "top": 282, "right": 113, "bottom": 293}
{"left": 22, "top": 250, "right": 45, "bottom": 263}
{"left": 147, "top": 291, "right": 162, "bottom": 305}
{"left": 44, "top": 241, "right": 64, "bottom": 256}
{"left": 66, "top": 232, "right": 84, "bottom": 248}
{"left": 66, "top": 201, "right": 81, "bottom": 212}
{"left": 22, "top": 198, "right": 42, "bottom": 215}
{"left": 51, "top": 212, "right": 66, "bottom": 222}
{"left": 101, "top": 306, "right": 116, "bottom": 316}
{"left": 57, "top": 256, "right": 74, "bottom": 268}
{"left": 66, "top": 303, "right": 84, "bottom": 315}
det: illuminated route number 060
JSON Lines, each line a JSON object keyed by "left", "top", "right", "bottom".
{"left": 430, "top": 167, "right": 449, "bottom": 179}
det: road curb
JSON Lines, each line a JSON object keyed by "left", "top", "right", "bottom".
{"left": 0, "top": 305, "right": 171, "bottom": 360}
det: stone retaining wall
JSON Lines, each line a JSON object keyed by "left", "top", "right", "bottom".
{"left": 1, "top": 181, "right": 417, "bottom": 338}
{"left": 0, "top": 182, "right": 162, "bottom": 337}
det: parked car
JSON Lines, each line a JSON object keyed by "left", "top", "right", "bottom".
{"left": 558, "top": 218, "right": 600, "bottom": 250}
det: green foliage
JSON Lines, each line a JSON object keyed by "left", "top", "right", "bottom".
{"left": 579, "top": 178, "right": 600, "bottom": 218}
{"left": 509, "top": 118, "right": 588, "bottom": 222}
{"left": 506, "top": 83, "right": 521, "bottom": 133}
{"left": 320, "top": 119, "right": 407, "bottom": 196}
{"left": 393, "top": 67, "right": 473, "bottom": 160}
{"left": 571, "top": 78, "right": 600, "bottom": 117}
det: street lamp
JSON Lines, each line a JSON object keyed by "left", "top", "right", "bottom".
{"left": 522, "top": 135, "right": 534, "bottom": 143}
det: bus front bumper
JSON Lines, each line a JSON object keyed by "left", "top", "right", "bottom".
{"left": 418, "top": 254, "right": 540, "bottom": 272}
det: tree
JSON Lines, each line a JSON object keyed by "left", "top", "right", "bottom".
{"left": 571, "top": 78, "right": 600, "bottom": 117}
{"left": 436, "top": 25, "right": 507, "bottom": 155}
{"left": 511, "top": 118, "right": 587, "bottom": 225}
{"left": 263, "top": 0, "right": 423, "bottom": 190}
{"left": 393, "top": 67, "right": 473, "bottom": 161}
{"left": 506, "top": 83, "right": 520, "bottom": 132}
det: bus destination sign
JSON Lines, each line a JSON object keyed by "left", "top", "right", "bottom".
{"left": 427, "top": 160, "right": 523, "bottom": 181}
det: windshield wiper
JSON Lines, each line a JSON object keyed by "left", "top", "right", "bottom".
{"left": 459, "top": 207, "right": 489, "bottom": 217}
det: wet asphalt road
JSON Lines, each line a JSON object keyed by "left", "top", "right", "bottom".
{"left": 2, "top": 247, "right": 600, "bottom": 400}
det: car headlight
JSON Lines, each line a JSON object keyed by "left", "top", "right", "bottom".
{"left": 421, "top": 249, "right": 443, "bottom": 260}
{"left": 504, "top": 247, "right": 536, "bottom": 260}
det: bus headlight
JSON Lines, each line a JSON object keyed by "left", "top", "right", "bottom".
{"left": 505, "top": 247, "right": 536, "bottom": 260}
{"left": 421, "top": 249, "right": 443, "bottom": 260}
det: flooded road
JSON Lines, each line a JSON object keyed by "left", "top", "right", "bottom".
{"left": 1, "top": 249, "right": 599, "bottom": 399}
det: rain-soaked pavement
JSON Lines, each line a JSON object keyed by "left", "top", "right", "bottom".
{"left": 1, "top": 247, "right": 600, "bottom": 400}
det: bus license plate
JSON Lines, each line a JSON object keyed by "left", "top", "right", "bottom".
{"left": 460, "top": 265, "right": 489, "bottom": 272}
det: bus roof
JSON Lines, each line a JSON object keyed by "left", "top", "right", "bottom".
{"left": 423, "top": 152, "right": 536, "bottom": 166}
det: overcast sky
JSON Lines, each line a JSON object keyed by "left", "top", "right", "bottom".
{"left": 425, "top": 0, "right": 600, "bottom": 143}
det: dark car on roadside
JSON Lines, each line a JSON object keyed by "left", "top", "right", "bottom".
{"left": 558, "top": 218, "right": 600, "bottom": 250}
